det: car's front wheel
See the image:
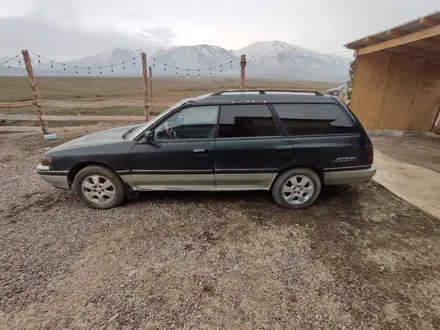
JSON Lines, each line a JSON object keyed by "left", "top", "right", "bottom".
{"left": 73, "top": 165, "right": 125, "bottom": 209}
{"left": 271, "top": 168, "right": 321, "bottom": 209}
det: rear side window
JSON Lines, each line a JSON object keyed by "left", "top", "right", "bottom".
{"left": 218, "top": 105, "right": 280, "bottom": 138}
{"left": 272, "top": 103, "right": 355, "bottom": 135}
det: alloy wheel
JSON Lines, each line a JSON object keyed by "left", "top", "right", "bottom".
{"left": 282, "top": 175, "right": 315, "bottom": 205}
{"left": 81, "top": 175, "right": 116, "bottom": 205}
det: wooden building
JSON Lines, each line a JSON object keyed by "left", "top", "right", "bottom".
{"left": 345, "top": 11, "right": 440, "bottom": 133}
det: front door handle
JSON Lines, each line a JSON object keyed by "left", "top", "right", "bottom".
{"left": 193, "top": 148, "right": 208, "bottom": 155}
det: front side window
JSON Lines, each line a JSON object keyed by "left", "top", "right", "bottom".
{"left": 272, "top": 103, "right": 355, "bottom": 135}
{"left": 155, "top": 106, "right": 219, "bottom": 140}
{"left": 218, "top": 105, "right": 280, "bottom": 138}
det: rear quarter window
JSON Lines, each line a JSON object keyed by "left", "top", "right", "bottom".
{"left": 272, "top": 103, "right": 356, "bottom": 135}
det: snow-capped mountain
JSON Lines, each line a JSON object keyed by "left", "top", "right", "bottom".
{"left": 153, "top": 44, "right": 237, "bottom": 72}
{"left": 68, "top": 48, "right": 139, "bottom": 68}
{"left": 236, "top": 41, "right": 351, "bottom": 81}
{"left": 0, "top": 41, "right": 351, "bottom": 81}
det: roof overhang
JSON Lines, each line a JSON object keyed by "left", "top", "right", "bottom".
{"left": 345, "top": 11, "right": 440, "bottom": 64}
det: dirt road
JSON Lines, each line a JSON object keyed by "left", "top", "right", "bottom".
{"left": 1, "top": 133, "right": 440, "bottom": 329}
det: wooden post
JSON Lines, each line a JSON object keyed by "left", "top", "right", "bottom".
{"left": 148, "top": 66, "right": 153, "bottom": 103}
{"left": 21, "top": 49, "right": 49, "bottom": 134}
{"left": 141, "top": 52, "right": 150, "bottom": 120}
{"left": 240, "top": 54, "right": 246, "bottom": 90}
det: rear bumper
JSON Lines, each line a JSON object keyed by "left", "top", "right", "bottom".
{"left": 37, "top": 164, "right": 70, "bottom": 190}
{"left": 324, "top": 165, "right": 377, "bottom": 185}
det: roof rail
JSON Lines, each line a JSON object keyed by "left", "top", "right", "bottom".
{"left": 212, "top": 89, "right": 324, "bottom": 96}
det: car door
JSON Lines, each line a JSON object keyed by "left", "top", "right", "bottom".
{"left": 213, "top": 104, "right": 294, "bottom": 189}
{"left": 128, "top": 105, "right": 219, "bottom": 190}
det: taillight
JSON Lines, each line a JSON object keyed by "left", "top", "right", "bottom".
{"left": 366, "top": 145, "right": 374, "bottom": 164}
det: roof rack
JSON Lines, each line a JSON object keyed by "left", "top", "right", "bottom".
{"left": 212, "top": 89, "right": 324, "bottom": 96}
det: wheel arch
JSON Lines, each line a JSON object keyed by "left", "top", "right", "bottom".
{"left": 67, "top": 161, "right": 117, "bottom": 186}
{"left": 271, "top": 165, "right": 324, "bottom": 190}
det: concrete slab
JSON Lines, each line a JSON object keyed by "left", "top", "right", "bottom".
{"left": 372, "top": 136, "right": 440, "bottom": 219}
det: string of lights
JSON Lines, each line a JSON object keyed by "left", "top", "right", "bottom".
{"left": 147, "top": 53, "right": 240, "bottom": 74}
{"left": 8, "top": 51, "right": 241, "bottom": 77}
{"left": 1, "top": 49, "right": 352, "bottom": 76}
{"left": 0, "top": 54, "right": 23, "bottom": 67}
{"left": 29, "top": 51, "right": 142, "bottom": 74}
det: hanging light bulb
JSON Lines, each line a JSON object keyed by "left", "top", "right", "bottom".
{"left": 198, "top": 69, "right": 200, "bottom": 78}
{"left": 220, "top": 65, "right": 223, "bottom": 73}
{"left": 209, "top": 68, "right": 211, "bottom": 77}
{"left": 153, "top": 58, "right": 156, "bottom": 67}
{"left": 88, "top": 67, "right": 90, "bottom": 75}
{"left": 50, "top": 60, "right": 53, "bottom": 68}
{"left": 164, "top": 64, "right": 167, "bottom": 71}
{"left": 186, "top": 69, "right": 189, "bottom": 78}
{"left": 122, "top": 62, "right": 125, "bottom": 70}
{"left": 99, "top": 67, "right": 102, "bottom": 74}
{"left": 38, "top": 55, "right": 41, "bottom": 65}
{"left": 75, "top": 66, "right": 78, "bottom": 74}
{"left": 175, "top": 67, "right": 178, "bottom": 76}
{"left": 63, "top": 64, "right": 66, "bottom": 72}
{"left": 230, "top": 61, "right": 233, "bottom": 68}
{"left": 111, "top": 65, "right": 114, "bottom": 73}
{"left": 7, "top": 61, "right": 10, "bottom": 69}
{"left": 18, "top": 57, "right": 21, "bottom": 66}
{"left": 133, "top": 57, "right": 136, "bottom": 66}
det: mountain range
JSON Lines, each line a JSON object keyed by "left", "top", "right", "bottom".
{"left": 0, "top": 41, "right": 351, "bottom": 82}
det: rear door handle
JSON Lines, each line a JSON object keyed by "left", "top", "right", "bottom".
{"left": 193, "top": 148, "right": 208, "bottom": 155}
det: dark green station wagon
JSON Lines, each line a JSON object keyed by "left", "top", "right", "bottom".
{"left": 37, "top": 90, "right": 376, "bottom": 209}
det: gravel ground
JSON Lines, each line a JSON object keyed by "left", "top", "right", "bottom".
{"left": 1, "top": 133, "right": 440, "bottom": 329}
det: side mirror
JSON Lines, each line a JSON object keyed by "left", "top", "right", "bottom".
{"left": 144, "top": 130, "right": 154, "bottom": 144}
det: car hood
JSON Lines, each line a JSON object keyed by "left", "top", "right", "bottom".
{"left": 49, "top": 124, "right": 138, "bottom": 152}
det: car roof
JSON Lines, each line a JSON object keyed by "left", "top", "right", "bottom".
{"left": 186, "top": 90, "right": 337, "bottom": 105}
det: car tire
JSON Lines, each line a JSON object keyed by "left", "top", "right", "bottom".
{"left": 271, "top": 168, "right": 321, "bottom": 209}
{"left": 72, "top": 165, "right": 125, "bottom": 209}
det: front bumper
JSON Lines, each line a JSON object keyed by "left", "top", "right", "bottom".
{"left": 324, "top": 165, "right": 377, "bottom": 185}
{"left": 37, "top": 164, "right": 70, "bottom": 190}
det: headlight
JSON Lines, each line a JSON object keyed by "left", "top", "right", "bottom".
{"left": 40, "top": 155, "right": 54, "bottom": 166}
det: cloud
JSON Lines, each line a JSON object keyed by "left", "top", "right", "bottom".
{"left": 0, "top": 17, "right": 177, "bottom": 59}
{"left": 139, "top": 27, "right": 178, "bottom": 44}
{"left": 1, "top": 0, "right": 439, "bottom": 59}
{"left": 128, "top": 10, "right": 140, "bottom": 19}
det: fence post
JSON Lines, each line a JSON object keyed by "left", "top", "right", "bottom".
{"left": 240, "top": 54, "right": 247, "bottom": 90}
{"left": 21, "top": 49, "right": 49, "bottom": 134}
{"left": 148, "top": 66, "right": 153, "bottom": 103}
{"left": 141, "top": 52, "right": 150, "bottom": 120}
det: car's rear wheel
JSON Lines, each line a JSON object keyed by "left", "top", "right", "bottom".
{"left": 73, "top": 165, "right": 125, "bottom": 209}
{"left": 271, "top": 168, "right": 321, "bottom": 209}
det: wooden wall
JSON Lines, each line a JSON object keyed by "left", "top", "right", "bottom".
{"left": 350, "top": 52, "right": 392, "bottom": 129}
{"left": 410, "top": 63, "right": 440, "bottom": 131}
{"left": 350, "top": 51, "right": 440, "bottom": 131}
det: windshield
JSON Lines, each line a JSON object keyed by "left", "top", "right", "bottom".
{"left": 125, "top": 101, "right": 185, "bottom": 140}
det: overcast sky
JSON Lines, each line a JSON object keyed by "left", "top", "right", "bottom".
{"left": 0, "top": 0, "right": 438, "bottom": 59}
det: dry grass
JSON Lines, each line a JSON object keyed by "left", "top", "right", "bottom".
{"left": 0, "top": 77, "right": 336, "bottom": 129}
{"left": 0, "top": 105, "right": 153, "bottom": 116}
{"left": 0, "top": 76, "right": 335, "bottom": 104}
